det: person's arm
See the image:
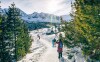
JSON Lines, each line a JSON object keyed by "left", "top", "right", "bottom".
{"left": 56, "top": 41, "right": 59, "bottom": 44}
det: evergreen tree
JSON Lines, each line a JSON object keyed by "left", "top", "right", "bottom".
{"left": 73, "top": 0, "right": 100, "bottom": 61}
{"left": 2, "top": 3, "right": 21, "bottom": 62}
{"left": 0, "top": 18, "right": 1, "bottom": 62}
{"left": 16, "top": 21, "right": 31, "bottom": 60}
{"left": 0, "top": 3, "right": 31, "bottom": 62}
{"left": 0, "top": 1, "right": 7, "bottom": 62}
{"left": 0, "top": 16, "right": 6, "bottom": 62}
{"left": 0, "top": 2, "right": 3, "bottom": 61}
{"left": 62, "top": 0, "right": 100, "bottom": 61}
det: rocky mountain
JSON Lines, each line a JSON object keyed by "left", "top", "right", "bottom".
{"left": 62, "top": 15, "right": 72, "bottom": 21}
{"left": 0, "top": 8, "right": 71, "bottom": 23}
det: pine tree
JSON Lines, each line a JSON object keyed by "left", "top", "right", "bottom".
{"left": 5, "top": 3, "right": 31, "bottom": 61}
{"left": 62, "top": 0, "right": 100, "bottom": 61}
{"left": 16, "top": 21, "right": 31, "bottom": 60}
{"left": 0, "top": 1, "right": 7, "bottom": 62}
{"left": 73, "top": 0, "right": 100, "bottom": 61}
{"left": 0, "top": 2, "right": 31, "bottom": 62}
{"left": 0, "top": 2, "right": 3, "bottom": 61}
{"left": 1, "top": 3, "right": 21, "bottom": 62}
{"left": 0, "top": 3, "right": 31, "bottom": 62}
{"left": 0, "top": 1, "right": 2, "bottom": 61}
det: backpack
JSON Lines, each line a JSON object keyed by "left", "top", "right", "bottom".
{"left": 59, "top": 41, "right": 63, "bottom": 48}
{"left": 53, "top": 38, "right": 56, "bottom": 42}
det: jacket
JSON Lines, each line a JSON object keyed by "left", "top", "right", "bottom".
{"left": 56, "top": 41, "right": 63, "bottom": 52}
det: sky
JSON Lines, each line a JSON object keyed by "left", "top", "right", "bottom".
{"left": 1, "top": 0, "right": 74, "bottom": 16}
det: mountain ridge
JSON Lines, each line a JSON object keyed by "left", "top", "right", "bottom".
{"left": 0, "top": 8, "right": 71, "bottom": 23}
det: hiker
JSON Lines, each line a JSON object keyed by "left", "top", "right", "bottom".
{"left": 56, "top": 39, "right": 63, "bottom": 59}
{"left": 52, "top": 38, "right": 56, "bottom": 47}
{"left": 37, "top": 34, "right": 40, "bottom": 39}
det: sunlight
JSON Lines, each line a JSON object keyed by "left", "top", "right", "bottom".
{"left": 47, "top": 0, "right": 60, "bottom": 13}
{"left": 1, "top": 0, "right": 72, "bottom": 16}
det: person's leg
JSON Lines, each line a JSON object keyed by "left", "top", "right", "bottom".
{"left": 54, "top": 42, "right": 56, "bottom": 47}
{"left": 53, "top": 42, "right": 54, "bottom": 47}
{"left": 60, "top": 52, "right": 62, "bottom": 58}
{"left": 59, "top": 52, "right": 62, "bottom": 59}
{"left": 52, "top": 41, "right": 54, "bottom": 47}
{"left": 61, "top": 52, "right": 62, "bottom": 58}
{"left": 58, "top": 52, "right": 60, "bottom": 59}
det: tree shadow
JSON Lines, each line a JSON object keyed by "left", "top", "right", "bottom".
{"left": 59, "top": 57, "right": 67, "bottom": 62}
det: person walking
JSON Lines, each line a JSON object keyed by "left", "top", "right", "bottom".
{"left": 56, "top": 39, "right": 63, "bottom": 59}
{"left": 37, "top": 34, "right": 40, "bottom": 39}
{"left": 52, "top": 38, "right": 56, "bottom": 47}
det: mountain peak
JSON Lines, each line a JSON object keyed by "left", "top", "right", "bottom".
{"left": 1, "top": 8, "right": 71, "bottom": 23}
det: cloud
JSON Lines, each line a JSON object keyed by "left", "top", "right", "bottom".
{"left": 1, "top": 0, "right": 74, "bottom": 16}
